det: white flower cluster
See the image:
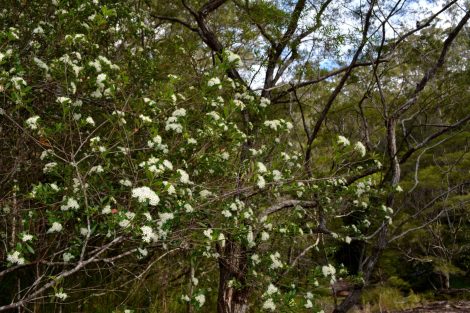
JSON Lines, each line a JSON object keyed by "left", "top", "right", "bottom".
{"left": 7, "top": 251, "right": 25, "bottom": 265}
{"left": 47, "top": 222, "right": 63, "bottom": 233}
{"left": 21, "top": 233, "right": 33, "bottom": 242}
{"left": 259, "top": 97, "right": 270, "bottom": 108}
{"left": 354, "top": 141, "right": 366, "bottom": 157}
{"left": 322, "top": 264, "right": 336, "bottom": 283}
{"left": 56, "top": 96, "right": 71, "bottom": 105}
{"left": 264, "top": 119, "right": 293, "bottom": 132}
{"left": 225, "top": 50, "right": 243, "bottom": 67}
{"left": 147, "top": 135, "right": 168, "bottom": 152}
{"left": 337, "top": 135, "right": 350, "bottom": 146}
{"left": 63, "top": 252, "right": 74, "bottom": 262}
{"left": 89, "top": 165, "right": 104, "bottom": 174}
{"left": 11, "top": 76, "right": 27, "bottom": 90}
{"left": 263, "top": 284, "right": 279, "bottom": 297}
{"left": 269, "top": 252, "right": 283, "bottom": 269}
{"left": 195, "top": 294, "right": 206, "bottom": 307}
{"left": 165, "top": 108, "right": 186, "bottom": 133}
{"left": 55, "top": 292, "right": 68, "bottom": 300}
{"left": 25, "top": 115, "right": 40, "bottom": 130}
{"left": 141, "top": 225, "right": 158, "bottom": 243}
{"left": 177, "top": 169, "right": 191, "bottom": 184}
{"left": 85, "top": 116, "right": 95, "bottom": 126}
{"left": 262, "top": 298, "right": 276, "bottom": 311}
{"left": 60, "top": 197, "right": 79, "bottom": 211}
{"left": 43, "top": 162, "right": 58, "bottom": 173}
{"left": 256, "top": 175, "right": 266, "bottom": 189}
{"left": 139, "top": 114, "right": 152, "bottom": 123}
{"left": 131, "top": 187, "right": 160, "bottom": 206}
{"left": 207, "top": 77, "right": 221, "bottom": 88}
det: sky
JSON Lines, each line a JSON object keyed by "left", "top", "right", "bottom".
{"left": 243, "top": 0, "right": 467, "bottom": 90}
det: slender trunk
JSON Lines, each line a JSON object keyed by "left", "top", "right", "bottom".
{"left": 217, "top": 240, "right": 249, "bottom": 313}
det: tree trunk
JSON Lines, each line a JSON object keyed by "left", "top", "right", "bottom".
{"left": 217, "top": 239, "right": 249, "bottom": 313}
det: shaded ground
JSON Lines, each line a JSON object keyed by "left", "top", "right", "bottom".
{"left": 390, "top": 301, "right": 470, "bottom": 313}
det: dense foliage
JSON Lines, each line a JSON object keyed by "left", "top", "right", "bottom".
{"left": 0, "top": 0, "right": 469, "bottom": 312}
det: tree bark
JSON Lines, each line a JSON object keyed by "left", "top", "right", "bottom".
{"left": 217, "top": 239, "right": 249, "bottom": 313}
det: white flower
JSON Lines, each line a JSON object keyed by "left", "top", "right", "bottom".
{"left": 7, "top": 251, "right": 25, "bottom": 265}
{"left": 158, "top": 212, "right": 174, "bottom": 225}
{"left": 162, "top": 160, "right": 173, "bottom": 170}
{"left": 208, "top": 111, "right": 223, "bottom": 122}
{"left": 337, "top": 135, "right": 350, "bottom": 146}
{"left": 345, "top": 236, "right": 352, "bottom": 244}
{"left": 139, "top": 114, "right": 152, "bottom": 123}
{"left": 203, "top": 228, "right": 213, "bottom": 239}
{"left": 207, "top": 77, "right": 221, "bottom": 87}
{"left": 305, "top": 299, "right": 313, "bottom": 308}
{"left": 96, "top": 73, "right": 107, "bottom": 89}
{"left": 32, "top": 25, "right": 44, "bottom": 34}
{"left": 257, "top": 175, "right": 266, "bottom": 189}
{"left": 85, "top": 116, "right": 95, "bottom": 126}
{"left": 395, "top": 185, "right": 403, "bottom": 192}
{"left": 264, "top": 284, "right": 278, "bottom": 296}
{"left": 257, "top": 162, "right": 267, "bottom": 173}
{"left": 264, "top": 120, "right": 281, "bottom": 131}
{"left": 262, "top": 298, "right": 276, "bottom": 311}
{"left": 221, "top": 152, "right": 229, "bottom": 160}
{"left": 119, "top": 179, "right": 132, "bottom": 187}
{"left": 225, "top": 50, "right": 243, "bottom": 66}
{"left": 101, "top": 205, "right": 111, "bottom": 214}
{"left": 90, "top": 136, "right": 100, "bottom": 144}
{"left": 11, "top": 76, "right": 27, "bottom": 90}
{"left": 47, "top": 222, "right": 63, "bottom": 233}
{"left": 272, "top": 170, "right": 282, "bottom": 181}
{"left": 195, "top": 294, "right": 206, "bottom": 307}
{"left": 322, "top": 264, "right": 336, "bottom": 277}
{"left": 80, "top": 227, "right": 89, "bottom": 236}
{"left": 354, "top": 141, "right": 366, "bottom": 157}
{"left": 119, "top": 219, "right": 130, "bottom": 228}
{"left": 260, "top": 97, "right": 270, "bottom": 108}
{"left": 269, "top": 252, "right": 283, "bottom": 269}
{"left": 33, "top": 57, "right": 49, "bottom": 71}
{"left": 177, "top": 169, "right": 191, "bottom": 184}
{"left": 141, "top": 225, "right": 157, "bottom": 243}
{"left": 131, "top": 187, "right": 160, "bottom": 206}
{"left": 184, "top": 203, "right": 194, "bottom": 213}
{"left": 56, "top": 96, "right": 71, "bottom": 105}
{"left": 261, "top": 231, "right": 270, "bottom": 241}
{"left": 25, "top": 116, "right": 40, "bottom": 130}
{"left": 172, "top": 108, "right": 186, "bottom": 117}
{"left": 63, "top": 252, "right": 74, "bottom": 262}
{"left": 21, "top": 233, "right": 33, "bottom": 242}
{"left": 60, "top": 197, "right": 79, "bottom": 211}
{"left": 166, "top": 184, "right": 176, "bottom": 195}
{"left": 55, "top": 292, "right": 68, "bottom": 300}
{"left": 89, "top": 165, "right": 104, "bottom": 174}
{"left": 138, "top": 248, "right": 148, "bottom": 257}
{"left": 221, "top": 209, "right": 232, "bottom": 218}
{"left": 199, "top": 189, "right": 212, "bottom": 198}
{"left": 43, "top": 162, "right": 57, "bottom": 173}
{"left": 251, "top": 254, "right": 261, "bottom": 264}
